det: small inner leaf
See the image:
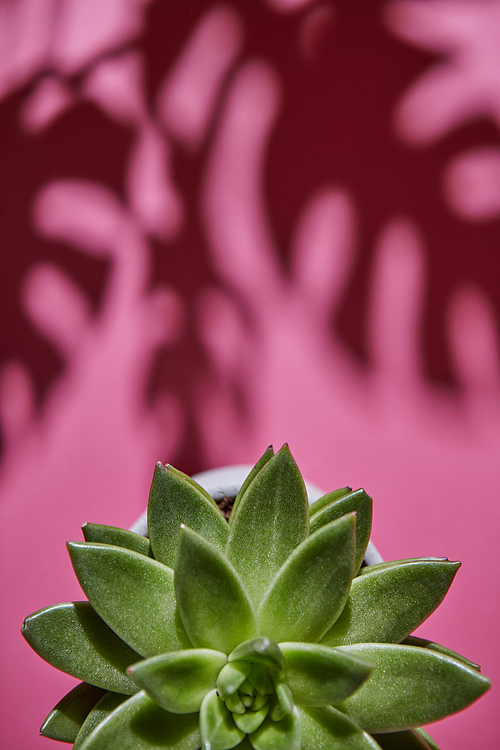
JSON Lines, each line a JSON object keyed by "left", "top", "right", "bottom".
{"left": 67, "top": 542, "right": 189, "bottom": 657}
{"left": 309, "top": 489, "right": 372, "bottom": 573}
{"left": 226, "top": 444, "right": 309, "bottom": 605}
{"left": 128, "top": 649, "right": 227, "bottom": 714}
{"left": 148, "top": 463, "right": 229, "bottom": 567}
{"left": 40, "top": 683, "right": 106, "bottom": 743}
{"left": 233, "top": 705, "right": 270, "bottom": 734}
{"left": 298, "top": 706, "right": 381, "bottom": 750}
{"left": 258, "top": 514, "right": 356, "bottom": 643}
{"left": 229, "top": 638, "right": 285, "bottom": 670}
{"left": 22, "top": 601, "right": 140, "bottom": 693}
{"left": 217, "top": 661, "right": 252, "bottom": 700}
{"left": 336, "top": 644, "right": 491, "bottom": 733}
{"left": 249, "top": 707, "right": 301, "bottom": 750}
{"left": 175, "top": 526, "right": 258, "bottom": 654}
{"left": 248, "top": 663, "right": 273, "bottom": 696}
{"left": 279, "top": 642, "right": 374, "bottom": 706}
{"left": 82, "top": 523, "right": 152, "bottom": 558}
{"left": 321, "top": 559, "right": 460, "bottom": 647}
{"left": 200, "top": 689, "right": 245, "bottom": 750}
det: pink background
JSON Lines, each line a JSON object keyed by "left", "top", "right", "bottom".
{"left": 1, "top": 1, "right": 499, "bottom": 747}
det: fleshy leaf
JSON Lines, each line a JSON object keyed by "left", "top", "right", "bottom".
{"left": 199, "top": 689, "right": 245, "bottom": 750}
{"left": 358, "top": 558, "right": 446, "bottom": 575}
{"left": 78, "top": 691, "right": 200, "bottom": 750}
{"left": 229, "top": 638, "right": 285, "bottom": 670}
{"left": 270, "top": 681, "right": 294, "bottom": 720}
{"left": 258, "top": 514, "right": 356, "bottom": 643}
{"left": 82, "top": 523, "right": 152, "bottom": 557}
{"left": 402, "top": 636, "right": 480, "bottom": 671}
{"left": 233, "top": 705, "right": 270, "bottom": 734}
{"left": 321, "top": 559, "right": 460, "bottom": 646}
{"left": 336, "top": 644, "right": 491, "bottom": 732}
{"left": 415, "top": 728, "right": 440, "bottom": 750}
{"left": 309, "top": 487, "right": 353, "bottom": 516}
{"left": 67, "top": 542, "right": 189, "bottom": 657}
{"left": 40, "top": 683, "right": 106, "bottom": 742}
{"left": 217, "top": 661, "right": 252, "bottom": 700}
{"left": 127, "top": 649, "right": 227, "bottom": 713}
{"left": 248, "top": 663, "right": 274, "bottom": 695}
{"left": 74, "top": 692, "right": 128, "bottom": 750}
{"left": 309, "top": 489, "right": 372, "bottom": 573}
{"left": 226, "top": 445, "right": 309, "bottom": 605}
{"left": 148, "top": 463, "right": 229, "bottom": 567}
{"left": 175, "top": 526, "right": 257, "bottom": 653}
{"left": 279, "top": 642, "right": 374, "bottom": 706}
{"left": 230, "top": 446, "right": 275, "bottom": 524}
{"left": 298, "top": 706, "right": 382, "bottom": 750}
{"left": 372, "top": 729, "right": 434, "bottom": 749}
{"left": 22, "top": 602, "right": 140, "bottom": 693}
{"left": 249, "top": 707, "right": 301, "bottom": 750}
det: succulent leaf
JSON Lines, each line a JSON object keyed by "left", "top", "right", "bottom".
{"left": 321, "top": 559, "right": 460, "bottom": 646}
{"left": 229, "top": 638, "right": 285, "bottom": 670}
{"left": 217, "top": 661, "right": 252, "bottom": 700}
{"left": 309, "top": 490, "right": 372, "bottom": 573}
{"left": 67, "top": 542, "right": 190, "bottom": 657}
{"left": 40, "top": 682, "right": 106, "bottom": 743}
{"left": 233, "top": 704, "right": 270, "bottom": 734}
{"left": 258, "top": 514, "right": 356, "bottom": 643}
{"left": 78, "top": 691, "right": 200, "bottom": 750}
{"left": 401, "top": 635, "right": 480, "bottom": 671}
{"left": 298, "top": 706, "right": 382, "bottom": 750}
{"left": 148, "top": 463, "right": 229, "bottom": 567}
{"left": 74, "top": 692, "right": 128, "bottom": 750}
{"left": 199, "top": 689, "right": 245, "bottom": 750}
{"left": 127, "top": 649, "right": 227, "bottom": 713}
{"left": 22, "top": 602, "right": 140, "bottom": 693}
{"left": 336, "top": 644, "right": 491, "bottom": 732}
{"left": 308, "top": 487, "right": 353, "bottom": 516}
{"left": 175, "top": 525, "right": 258, "bottom": 653}
{"left": 279, "top": 642, "right": 374, "bottom": 706}
{"left": 372, "top": 729, "right": 435, "bottom": 749}
{"left": 249, "top": 707, "right": 301, "bottom": 750}
{"left": 357, "top": 558, "right": 446, "bottom": 576}
{"left": 82, "top": 523, "right": 152, "bottom": 557}
{"left": 414, "top": 728, "right": 440, "bottom": 750}
{"left": 226, "top": 445, "right": 309, "bottom": 605}
{"left": 230, "top": 445, "right": 275, "bottom": 524}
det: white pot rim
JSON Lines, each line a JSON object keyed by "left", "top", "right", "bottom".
{"left": 130, "top": 464, "right": 383, "bottom": 566}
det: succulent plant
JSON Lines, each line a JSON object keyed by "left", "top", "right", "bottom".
{"left": 22, "top": 444, "right": 490, "bottom": 750}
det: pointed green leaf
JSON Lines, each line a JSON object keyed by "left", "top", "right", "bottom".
{"left": 258, "top": 514, "right": 356, "bottom": 643}
{"left": 67, "top": 542, "right": 190, "bottom": 657}
{"left": 148, "top": 463, "right": 229, "bottom": 567}
{"left": 249, "top": 707, "right": 301, "bottom": 750}
{"left": 298, "top": 706, "right": 382, "bottom": 750}
{"left": 78, "top": 691, "right": 200, "bottom": 750}
{"left": 279, "top": 642, "right": 373, "bottom": 706}
{"left": 217, "top": 661, "right": 252, "bottom": 700}
{"left": 270, "top": 681, "right": 294, "bottom": 720}
{"left": 233, "top": 705, "right": 270, "bottom": 734}
{"left": 309, "top": 487, "right": 353, "bottom": 516}
{"left": 309, "top": 490, "right": 372, "bottom": 573}
{"left": 82, "top": 523, "right": 152, "bottom": 557}
{"left": 248, "top": 663, "right": 274, "bottom": 696}
{"left": 74, "top": 692, "right": 128, "bottom": 750}
{"left": 336, "top": 644, "right": 491, "bottom": 732}
{"left": 199, "top": 689, "right": 245, "bottom": 750}
{"left": 40, "top": 683, "right": 106, "bottom": 742}
{"left": 230, "top": 446, "right": 275, "bottom": 524}
{"left": 402, "top": 636, "right": 480, "bottom": 671}
{"left": 229, "top": 638, "right": 285, "bottom": 670}
{"left": 372, "top": 730, "right": 434, "bottom": 749}
{"left": 22, "top": 602, "right": 140, "bottom": 693}
{"left": 321, "top": 560, "right": 460, "bottom": 647}
{"left": 128, "top": 649, "right": 227, "bottom": 713}
{"left": 357, "top": 558, "right": 446, "bottom": 576}
{"left": 175, "top": 526, "right": 257, "bottom": 653}
{"left": 226, "top": 445, "right": 309, "bottom": 605}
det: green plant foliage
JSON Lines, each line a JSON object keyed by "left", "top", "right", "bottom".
{"left": 22, "top": 444, "right": 490, "bottom": 750}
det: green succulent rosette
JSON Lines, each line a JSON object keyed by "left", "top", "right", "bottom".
{"left": 22, "top": 445, "right": 490, "bottom": 750}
